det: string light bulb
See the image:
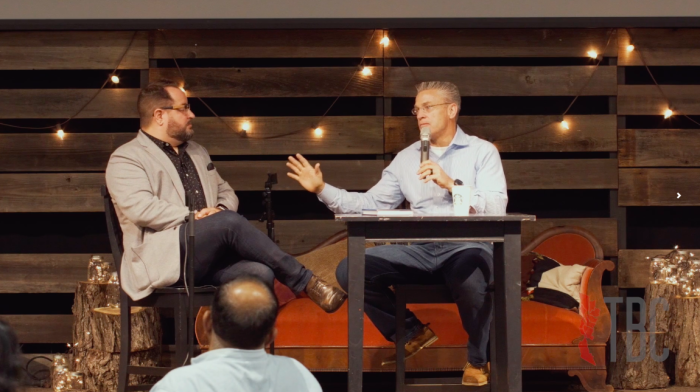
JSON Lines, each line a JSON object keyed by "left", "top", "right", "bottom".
{"left": 560, "top": 120, "right": 570, "bottom": 130}
{"left": 380, "top": 37, "right": 390, "bottom": 47}
{"left": 111, "top": 75, "right": 120, "bottom": 84}
{"left": 361, "top": 67, "right": 372, "bottom": 76}
{"left": 57, "top": 129, "right": 65, "bottom": 140}
{"left": 626, "top": 44, "right": 635, "bottom": 52}
{"left": 313, "top": 127, "right": 323, "bottom": 137}
{"left": 241, "top": 121, "right": 251, "bottom": 132}
{"left": 664, "top": 108, "right": 674, "bottom": 119}
{"left": 587, "top": 50, "right": 599, "bottom": 59}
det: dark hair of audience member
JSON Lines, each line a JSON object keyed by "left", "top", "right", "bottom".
{"left": 0, "top": 320, "right": 22, "bottom": 392}
{"left": 211, "top": 275, "right": 278, "bottom": 350}
{"left": 136, "top": 79, "right": 181, "bottom": 128}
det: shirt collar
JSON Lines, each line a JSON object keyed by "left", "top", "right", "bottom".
{"left": 414, "top": 126, "right": 470, "bottom": 150}
{"left": 140, "top": 129, "right": 188, "bottom": 153}
{"left": 192, "top": 348, "right": 267, "bottom": 364}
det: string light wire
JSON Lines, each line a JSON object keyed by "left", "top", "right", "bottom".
{"left": 0, "top": 32, "right": 138, "bottom": 131}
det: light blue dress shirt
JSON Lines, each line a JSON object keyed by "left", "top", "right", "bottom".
{"left": 318, "top": 126, "right": 508, "bottom": 255}
{"left": 319, "top": 126, "right": 508, "bottom": 216}
{"left": 151, "top": 348, "right": 322, "bottom": 392}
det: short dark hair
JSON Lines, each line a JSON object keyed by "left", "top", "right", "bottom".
{"left": 0, "top": 320, "right": 21, "bottom": 392}
{"left": 211, "top": 275, "right": 278, "bottom": 349}
{"left": 137, "top": 79, "right": 180, "bottom": 127}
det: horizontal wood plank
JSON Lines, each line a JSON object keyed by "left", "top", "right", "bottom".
{"left": 0, "top": 218, "right": 616, "bottom": 294}
{"left": 218, "top": 160, "right": 384, "bottom": 191}
{"left": 618, "top": 28, "right": 700, "bottom": 66}
{"left": 151, "top": 29, "right": 383, "bottom": 59}
{"left": 522, "top": 218, "right": 618, "bottom": 257}
{"left": 619, "top": 168, "right": 700, "bottom": 206}
{"left": 0, "top": 159, "right": 617, "bottom": 212}
{"left": 619, "top": 129, "right": 700, "bottom": 167}
{"left": 385, "top": 66, "right": 617, "bottom": 97}
{"left": 0, "top": 117, "right": 383, "bottom": 171}
{"left": 252, "top": 220, "right": 346, "bottom": 256}
{"left": 150, "top": 68, "right": 383, "bottom": 97}
{"left": 618, "top": 85, "right": 700, "bottom": 116}
{"left": 0, "top": 315, "right": 73, "bottom": 344}
{"left": 504, "top": 159, "right": 618, "bottom": 190}
{"left": 388, "top": 29, "right": 617, "bottom": 58}
{"left": 0, "top": 89, "right": 139, "bottom": 119}
{"left": 618, "top": 249, "right": 700, "bottom": 288}
{"left": 0, "top": 159, "right": 384, "bottom": 212}
{"left": 0, "top": 173, "right": 105, "bottom": 213}
{"left": 0, "top": 31, "right": 148, "bottom": 70}
{"left": 0, "top": 133, "right": 133, "bottom": 172}
{"left": 193, "top": 116, "right": 384, "bottom": 155}
{"left": 385, "top": 115, "right": 617, "bottom": 153}
{"left": 0, "top": 254, "right": 113, "bottom": 293}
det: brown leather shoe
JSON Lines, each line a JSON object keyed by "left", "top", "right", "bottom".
{"left": 462, "top": 362, "right": 489, "bottom": 386}
{"left": 305, "top": 275, "right": 347, "bottom": 313}
{"left": 381, "top": 325, "right": 438, "bottom": 366}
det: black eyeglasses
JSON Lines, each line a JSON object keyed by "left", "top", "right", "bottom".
{"left": 159, "top": 103, "right": 191, "bottom": 112}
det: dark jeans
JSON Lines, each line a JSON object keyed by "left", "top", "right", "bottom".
{"left": 176, "top": 210, "right": 313, "bottom": 294}
{"left": 336, "top": 243, "right": 493, "bottom": 366}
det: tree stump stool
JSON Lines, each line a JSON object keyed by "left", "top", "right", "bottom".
{"left": 72, "top": 282, "right": 162, "bottom": 392}
{"left": 610, "top": 331, "right": 670, "bottom": 390}
{"left": 672, "top": 298, "right": 700, "bottom": 387}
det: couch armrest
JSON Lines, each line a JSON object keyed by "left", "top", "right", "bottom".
{"left": 580, "top": 259, "right": 615, "bottom": 343}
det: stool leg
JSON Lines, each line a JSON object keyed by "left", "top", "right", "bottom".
{"left": 395, "top": 287, "right": 407, "bottom": 392}
{"left": 489, "top": 290, "right": 499, "bottom": 391}
{"left": 118, "top": 292, "right": 131, "bottom": 392}
{"left": 174, "top": 295, "right": 188, "bottom": 367}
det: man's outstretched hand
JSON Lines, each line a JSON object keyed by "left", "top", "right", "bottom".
{"left": 287, "top": 154, "right": 325, "bottom": 194}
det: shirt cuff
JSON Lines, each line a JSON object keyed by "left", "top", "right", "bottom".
{"left": 317, "top": 183, "right": 340, "bottom": 205}
{"left": 216, "top": 204, "right": 228, "bottom": 211}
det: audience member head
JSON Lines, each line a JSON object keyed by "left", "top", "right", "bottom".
{"left": 137, "top": 79, "right": 195, "bottom": 145}
{"left": 0, "top": 320, "right": 22, "bottom": 392}
{"left": 204, "top": 275, "right": 278, "bottom": 350}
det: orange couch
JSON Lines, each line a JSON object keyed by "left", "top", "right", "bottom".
{"left": 271, "top": 226, "right": 614, "bottom": 392}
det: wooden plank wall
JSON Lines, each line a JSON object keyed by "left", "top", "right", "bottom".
{"left": 4, "top": 27, "right": 699, "bottom": 345}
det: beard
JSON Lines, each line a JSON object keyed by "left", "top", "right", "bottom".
{"left": 166, "top": 121, "right": 194, "bottom": 143}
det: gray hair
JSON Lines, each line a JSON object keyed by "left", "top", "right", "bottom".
{"left": 415, "top": 81, "right": 461, "bottom": 111}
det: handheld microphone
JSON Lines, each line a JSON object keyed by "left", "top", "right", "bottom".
{"left": 420, "top": 126, "right": 431, "bottom": 163}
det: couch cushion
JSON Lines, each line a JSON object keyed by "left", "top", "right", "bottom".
{"left": 275, "top": 298, "right": 583, "bottom": 347}
{"left": 521, "top": 301, "right": 583, "bottom": 345}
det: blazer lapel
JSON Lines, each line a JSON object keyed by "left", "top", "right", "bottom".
{"left": 137, "top": 131, "right": 186, "bottom": 204}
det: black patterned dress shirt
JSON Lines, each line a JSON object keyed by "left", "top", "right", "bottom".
{"left": 141, "top": 130, "right": 208, "bottom": 211}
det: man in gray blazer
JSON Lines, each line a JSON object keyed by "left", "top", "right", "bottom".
{"left": 105, "top": 80, "right": 345, "bottom": 313}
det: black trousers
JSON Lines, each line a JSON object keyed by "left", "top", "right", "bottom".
{"left": 176, "top": 210, "right": 313, "bottom": 294}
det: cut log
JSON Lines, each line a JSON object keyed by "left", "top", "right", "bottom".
{"left": 673, "top": 298, "right": 700, "bottom": 387}
{"left": 74, "top": 348, "right": 160, "bottom": 392}
{"left": 72, "top": 281, "right": 161, "bottom": 353}
{"left": 644, "top": 283, "right": 679, "bottom": 335}
{"left": 72, "top": 281, "right": 162, "bottom": 392}
{"left": 610, "top": 331, "right": 670, "bottom": 390}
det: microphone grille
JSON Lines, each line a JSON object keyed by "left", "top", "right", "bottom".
{"left": 420, "top": 127, "right": 430, "bottom": 141}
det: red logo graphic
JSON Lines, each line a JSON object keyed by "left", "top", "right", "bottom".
{"left": 578, "top": 292, "right": 600, "bottom": 365}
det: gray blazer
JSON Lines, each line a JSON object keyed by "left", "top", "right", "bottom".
{"left": 105, "top": 131, "right": 239, "bottom": 300}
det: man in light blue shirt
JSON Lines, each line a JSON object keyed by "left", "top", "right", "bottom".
{"left": 287, "top": 81, "right": 507, "bottom": 386}
{"left": 151, "top": 276, "right": 322, "bottom": 392}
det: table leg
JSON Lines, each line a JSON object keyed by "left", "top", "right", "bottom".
{"left": 493, "top": 223, "right": 523, "bottom": 392}
{"left": 348, "top": 224, "right": 366, "bottom": 392}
